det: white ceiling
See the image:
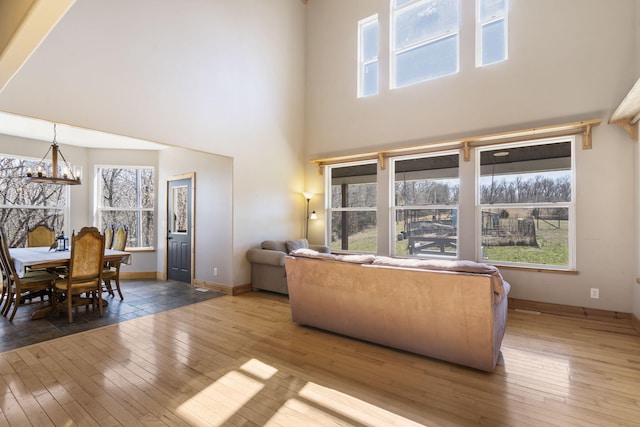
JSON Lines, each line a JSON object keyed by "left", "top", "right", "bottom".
{"left": 0, "top": 110, "right": 167, "bottom": 150}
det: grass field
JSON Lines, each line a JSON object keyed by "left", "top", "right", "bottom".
{"left": 331, "top": 219, "right": 568, "bottom": 266}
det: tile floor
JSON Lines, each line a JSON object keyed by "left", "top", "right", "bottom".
{"left": 0, "top": 279, "right": 225, "bottom": 352}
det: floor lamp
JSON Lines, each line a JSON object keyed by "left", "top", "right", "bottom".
{"left": 303, "top": 192, "right": 317, "bottom": 239}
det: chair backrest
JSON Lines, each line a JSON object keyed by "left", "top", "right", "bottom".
{"left": 103, "top": 224, "right": 114, "bottom": 249}
{"left": 68, "top": 227, "right": 105, "bottom": 282}
{"left": 111, "top": 224, "right": 128, "bottom": 252}
{"left": 27, "top": 225, "right": 55, "bottom": 247}
{"left": 0, "top": 229, "right": 18, "bottom": 280}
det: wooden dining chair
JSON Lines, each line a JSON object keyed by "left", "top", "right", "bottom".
{"left": 54, "top": 227, "right": 105, "bottom": 323}
{"left": 103, "top": 224, "right": 114, "bottom": 250}
{"left": 27, "top": 225, "right": 55, "bottom": 247}
{"left": 0, "top": 229, "right": 58, "bottom": 321}
{"left": 103, "top": 224, "right": 127, "bottom": 300}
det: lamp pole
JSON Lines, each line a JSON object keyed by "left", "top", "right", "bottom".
{"left": 303, "top": 192, "right": 313, "bottom": 240}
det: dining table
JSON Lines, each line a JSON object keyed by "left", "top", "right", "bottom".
{"left": 9, "top": 246, "right": 131, "bottom": 318}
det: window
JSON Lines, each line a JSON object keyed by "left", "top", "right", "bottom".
{"left": 97, "top": 166, "right": 155, "bottom": 248}
{"left": 391, "top": 0, "right": 460, "bottom": 88}
{"left": 476, "top": 0, "right": 508, "bottom": 66}
{"left": 393, "top": 152, "right": 459, "bottom": 257}
{"left": 328, "top": 161, "right": 377, "bottom": 253}
{"left": 478, "top": 138, "right": 574, "bottom": 269}
{"left": 358, "top": 14, "right": 379, "bottom": 97}
{"left": 0, "top": 154, "right": 67, "bottom": 247}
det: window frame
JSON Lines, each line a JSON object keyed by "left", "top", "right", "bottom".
{"left": 390, "top": 0, "right": 461, "bottom": 89}
{"left": 475, "top": 137, "right": 576, "bottom": 270}
{"left": 0, "top": 152, "right": 70, "bottom": 247}
{"left": 358, "top": 14, "right": 379, "bottom": 98}
{"left": 326, "top": 160, "right": 378, "bottom": 254}
{"left": 391, "top": 150, "right": 460, "bottom": 258}
{"left": 476, "top": 0, "right": 508, "bottom": 67}
{"left": 95, "top": 164, "right": 156, "bottom": 250}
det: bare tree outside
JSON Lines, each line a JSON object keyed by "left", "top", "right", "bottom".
{"left": 98, "top": 167, "right": 155, "bottom": 248}
{"left": 0, "top": 156, "right": 66, "bottom": 247}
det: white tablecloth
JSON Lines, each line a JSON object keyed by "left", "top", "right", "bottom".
{"left": 9, "top": 246, "right": 131, "bottom": 278}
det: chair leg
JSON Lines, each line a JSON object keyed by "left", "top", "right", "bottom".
{"left": 8, "top": 288, "right": 21, "bottom": 321}
{"left": 67, "top": 292, "right": 73, "bottom": 323}
{"left": 114, "top": 276, "right": 123, "bottom": 300}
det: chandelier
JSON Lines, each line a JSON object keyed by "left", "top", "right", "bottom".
{"left": 25, "top": 124, "right": 82, "bottom": 185}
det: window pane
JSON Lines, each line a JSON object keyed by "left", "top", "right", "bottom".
{"left": 482, "top": 19, "right": 506, "bottom": 65}
{"left": 394, "top": 0, "right": 459, "bottom": 50}
{"left": 362, "top": 21, "right": 378, "bottom": 61}
{"left": 330, "top": 211, "right": 377, "bottom": 253}
{"left": 0, "top": 208, "right": 64, "bottom": 247}
{"left": 140, "top": 169, "right": 155, "bottom": 209}
{"left": 395, "top": 0, "right": 415, "bottom": 7}
{"left": 481, "top": 207, "right": 569, "bottom": 266}
{"left": 396, "top": 34, "right": 458, "bottom": 87}
{"left": 141, "top": 211, "right": 155, "bottom": 247}
{"left": 395, "top": 208, "right": 457, "bottom": 256}
{"left": 395, "top": 154, "right": 459, "bottom": 205}
{"left": 480, "top": 0, "right": 506, "bottom": 21}
{"left": 363, "top": 61, "right": 378, "bottom": 97}
{"left": 100, "top": 168, "right": 138, "bottom": 208}
{"left": 479, "top": 142, "right": 572, "bottom": 205}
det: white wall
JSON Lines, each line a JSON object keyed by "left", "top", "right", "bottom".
{"left": 305, "top": 0, "right": 638, "bottom": 312}
{"left": 157, "top": 147, "right": 233, "bottom": 285}
{"left": 0, "top": 0, "right": 308, "bottom": 286}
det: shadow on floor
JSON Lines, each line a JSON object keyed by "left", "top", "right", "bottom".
{"left": 0, "top": 279, "right": 225, "bottom": 352}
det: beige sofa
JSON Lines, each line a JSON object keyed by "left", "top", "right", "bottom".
{"left": 246, "top": 239, "right": 330, "bottom": 294}
{"left": 284, "top": 252, "right": 510, "bottom": 372}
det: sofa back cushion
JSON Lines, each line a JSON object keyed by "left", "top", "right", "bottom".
{"left": 261, "top": 240, "right": 288, "bottom": 253}
{"left": 285, "top": 239, "right": 309, "bottom": 253}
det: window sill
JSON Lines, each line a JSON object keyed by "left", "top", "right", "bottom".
{"left": 494, "top": 265, "right": 578, "bottom": 275}
{"left": 125, "top": 247, "right": 155, "bottom": 253}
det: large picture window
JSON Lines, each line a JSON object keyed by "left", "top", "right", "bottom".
{"left": 328, "top": 162, "right": 377, "bottom": 253}
{"left": 97, "top": 166, "right": 155, "bottom": 249}
{"left": 391, "top": 0, "right": 460, "bottom": 88}
{"left": 0, "top": 154, "right": 67, "bottom": 247}
{"left": 478, "top": 138, "right": 574, "bottom": 269}
{"left": 393, "top": 152, "right": 459, "bottom": 257}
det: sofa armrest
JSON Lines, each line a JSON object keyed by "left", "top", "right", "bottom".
{"left": 310, "top": 244, "right": 331, "bottom": 254}
{"left": 246, "top": 248, "right": 286, "bottom": 267}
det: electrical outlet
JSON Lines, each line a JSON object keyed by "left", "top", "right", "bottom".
{"left": 590, "top": 288, "right": 599, "bottom": 299}
{"left": 213, "top": 267, "right": 218, "bottom": 276}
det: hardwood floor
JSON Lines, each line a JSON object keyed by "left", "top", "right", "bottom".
{"left": 1, "top": 291, "right": 639, "bottom": 426}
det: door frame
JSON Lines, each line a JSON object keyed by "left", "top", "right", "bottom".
{"left": 166, "top": 172, "right": 196, "bottom": 284}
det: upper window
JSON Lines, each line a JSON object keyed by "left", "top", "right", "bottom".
{"left": 393, "top": 152, "right": 459, "bottom": 257}
{"left": 96, "top": 166, "right": 155, "bottom": 249}
{"left": 0, "top": 154, "right": 67, "bottom": 247}
{"left": 328, "top": 162, "right": 377, "bottom": 253}
{"left": 478, "top": 138, "right": 574, "bottom": 269}
{"left": 358, "top": 14, "right": 379, "bottom": 98}
{"left": 476, "top": 0, "right": 508, "bottom": 66}
{"left": 391, "top": 0, "right": 460, "bottom": 88}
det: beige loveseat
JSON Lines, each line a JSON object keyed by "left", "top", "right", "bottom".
{"left": 246, "top": 239, "right": 330, "bottom": 294}
{"left": 284, "top": 251, "right": 510, "bottom": 372}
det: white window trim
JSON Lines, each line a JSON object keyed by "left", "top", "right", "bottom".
{"left": 390, "top": 150, "right": 460, "bottom": 258}
{"left": 475, "top": 0, "right": 508, "bottom": 67}
{"left": 390, "top": 0, "right": 461, "bottom": 89}
{"left": 358, "top": 14, "right": 379, "bottom": 98}
{"left": 95, "top": 164, "right": 155, "bottom": 249}
{"left": 325, "top": 160, "right": 378, "bottom": 254}
{"left": 475, "top": 137, "right": 576, "bottom": 270}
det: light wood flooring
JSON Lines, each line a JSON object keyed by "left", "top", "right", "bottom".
{"left": 1, "top": 291, "right": 639, "bottom": 426}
